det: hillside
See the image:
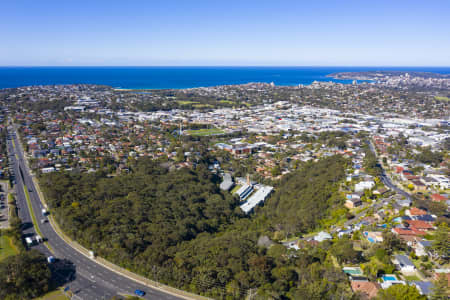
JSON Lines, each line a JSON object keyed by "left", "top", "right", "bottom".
{"left": 39, "top": 156, "right": 351, "bottom": 299}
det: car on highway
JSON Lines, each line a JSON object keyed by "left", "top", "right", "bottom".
{"left": 134, "top": 289, "right": 146, "bottom": 297}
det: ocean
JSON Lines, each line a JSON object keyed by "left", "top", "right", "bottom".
{"left": 0, "top": 66, "right": 449, "bottom": 90}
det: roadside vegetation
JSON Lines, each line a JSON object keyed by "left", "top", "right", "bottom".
{"left": 0, "top": 234, "right": 18, "bottom": 261}
{"left": 39, "top": 155, "right": 356, "bottom": 299}
{"left": 0, "top": 250, "right": 52, "bottom": 300}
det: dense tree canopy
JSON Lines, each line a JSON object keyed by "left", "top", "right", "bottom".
{"left": 40, "top": 159, "right": 239, "bottom": 265}
{"left": 415, "top": 148, "right": 444, "bottom": 167}
{"left": 264, "top": 155, "right": 349, "bottom": 235}
{"left": 39, "top": 156, "right": 351, "bottom": 299}
{"left": 363, "top": 146, "right": 382, "bottom": 177}
{"left": 0, "top": 250, "right": 52, "bottom": 300}
{"left": 376, "top": 284, "right": 426, "bottom": 300}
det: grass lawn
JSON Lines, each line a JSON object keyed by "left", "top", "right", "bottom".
{"left": 34, "top": 289, "right": 69, "bottom": 300}
{"left": 23, "top": 186, "right": 43, "bottom": 237}
{"left": 219, "top": 100, "right": 235, "bottom": 104}
{"left": 186, "top": 128, "right": 225, "bottom": 136}
{"left": 231, "top": 184, "right": 242, "bottom": 194}
{"left": 0, "top": 235, "right": 18, "bottom": 261}
{"left": 281, "top": 236, "right": 300, "bottom": 243}
{"left": 193, "top": 104, "right": 213, "bottom": 108}
{"left": 403, "top": 274, "right": 420, "bottom": 281}
{"left": 435, "top": 96, "right": 450, "bottom": 102}
{"left": 176, "top": 100, "right": 199, "bottom": 105}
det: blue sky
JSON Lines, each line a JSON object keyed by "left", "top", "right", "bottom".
{"left": 1, "top": 0, "right": 449, "bottom": 66}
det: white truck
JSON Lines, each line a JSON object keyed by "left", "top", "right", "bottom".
{"left": 25, "top": 237, "right": 34, "bottom": 246}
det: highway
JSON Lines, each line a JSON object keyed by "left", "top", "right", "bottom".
{"left": 7, "top": 126, "right": 185, "bottom": 300}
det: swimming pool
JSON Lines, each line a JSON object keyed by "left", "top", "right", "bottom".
{"left": 383, "top": 275, "right": 397, "bottom": 281}
{"left": 343, "top": 268, "right": 363, "bottom": 275}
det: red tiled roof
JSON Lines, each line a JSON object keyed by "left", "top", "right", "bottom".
{"left": 393, "top": 227, "right": 427, "bottom": 236}
{"left": 351, "top": 281, "right": 380, "bottom": 299}
{"left": 395, "top": 166, "right": 404, "bottom": 173}
{"left": 431, "top": 194, "right": 447, "bottom": 202}
{"left": 406, "top": 220, "right": 434, "bottom": 230}
{"left": 409, "top": 207, "right": 427, "bottom": 216}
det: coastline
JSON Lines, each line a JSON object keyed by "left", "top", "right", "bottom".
{"left": 1, "top": 66, "right": 450, "bottom": 90}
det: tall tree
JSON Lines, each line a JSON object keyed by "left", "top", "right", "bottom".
{"left": 430, "top": 273, "right": 449, "bottom": 300}
{"left": 432, "top": 223, "right": 449, "bottom": 259}
{"left": 0, "top": 250, "right": 51, "bottom": 299}
{"left": 376, "top": 284, "right": 426, "bottom": 300}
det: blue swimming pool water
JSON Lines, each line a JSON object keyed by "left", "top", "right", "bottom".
{"left": 383, "top": 275, "right": 397, "bottom": 281}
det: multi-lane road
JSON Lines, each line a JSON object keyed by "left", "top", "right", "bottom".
{"left": 7, "top": 126, "right": 185, "bottom": 300}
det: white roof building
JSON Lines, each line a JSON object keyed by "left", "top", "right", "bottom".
{"left": 313, "top": 231, "right": 332, "bottom": 242}
{"left": 240, "top": 185, "right": 273, "bottom": 214}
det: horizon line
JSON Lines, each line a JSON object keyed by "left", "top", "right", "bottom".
{"left": 1, "top": 65, "right": 450, "bottom": 68}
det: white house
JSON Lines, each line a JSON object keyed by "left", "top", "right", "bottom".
{"left": 355, "top": 180, "right": 375, "bottom": 192}
{"left": 393, "top": 255, "right": 416, "bottom": 273}
{"left": 41, "top": 167, "right": 55, "bottom": 174}
{"left": 429, "top": 175, "right": 450, "bottom": 190}
{"left": 414, "top": 240, "right": 432, "bottom": 257}
{"left": 313, "top": 231, "right": 332, "bottom": 242}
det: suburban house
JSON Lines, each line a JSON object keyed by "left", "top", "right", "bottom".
{"left": 313, "top": 231, "right": 332, "bottom": 242}
{"left": 410, "top": 281, "right": 434, "bottom": 297}
{"left": 393, "top": 254, "right": 416, "bottom": 273}
{"left": 345, "top": 197, "right": 363, "bottom": 209}
{"left": 406, "top": 207, "right": 427, "bottom": 217}
{"left": 392, "top": 227, "right": 427, "bottom": 238}
{"left": 413, "top": 240, "right": 432, "bottom": 257}
{"left": 405, "top": 220, "right": 435, "bottom": 232}
{"left": 411, "top": 179, "right": 427, "bottom": 192}
{"left": 350, "top": 281, "right": 380, "bottom": 299}
{"left": 430, "top": 193, "right": 447, "bottom": 202}
{"left": 363, "top": 231, "right": 383, "bottom": 243}
{"left": 355, "top": 180, "right": 375, "bottom": 192}
{"left": 429, "top": 174, "right": 449, "bottom": 189}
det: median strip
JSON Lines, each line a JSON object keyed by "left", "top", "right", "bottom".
{"left": 23, "top": 184, "right": 53, "bottom": 253}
